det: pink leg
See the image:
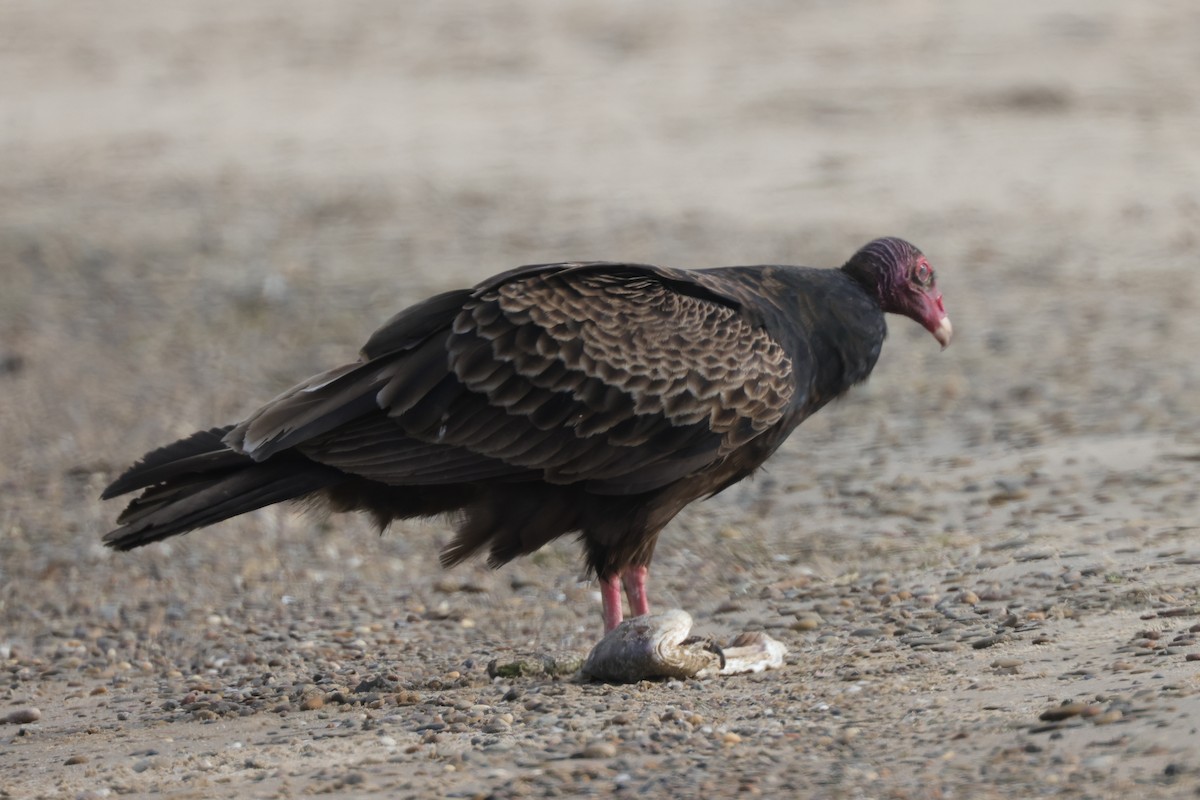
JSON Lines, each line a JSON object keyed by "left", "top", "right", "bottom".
{"left": 621, "top": 565, "right": 650, "bottom": 618}
{"left": 601, "top": 573, "right": 624, "bottom": 633}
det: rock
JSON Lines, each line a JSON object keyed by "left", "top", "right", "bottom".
{"left": 483, "top": 718, "right": 512, "bottom": 734}
{"left": 4, "top": 708, "right": 41, "bottom": 724}
{"left": 299, "top": 692, "right": 325, "bottom": 711}
{"left": 791, "top": 614, "right": 822, "bottom": 631}
{"left": 577, "top": 741, "right": 617, "bottom": 759}
{"left": 971, "top": 634, "right": 1009, "bottom": 650}
{"left": 1038, "top": 702, "right": 1098, "bottom": 721}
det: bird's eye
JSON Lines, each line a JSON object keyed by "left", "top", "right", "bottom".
{"left": 915, "top": 262, "right": 933, "bottom": 286}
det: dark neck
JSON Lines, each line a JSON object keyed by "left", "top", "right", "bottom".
{"left": 698, "top": 265, "right": 887, "bottom": 410}
{"left": 840, "top": 260, "right": 892, "bottom": 308}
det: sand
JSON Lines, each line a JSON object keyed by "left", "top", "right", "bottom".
{"left": 2, "top": 1, "right": 1199, "bottom": 797}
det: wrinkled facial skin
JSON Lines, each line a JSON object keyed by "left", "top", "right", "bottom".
{"left": 907, "top": 256, "right": 952, "bottom": 348}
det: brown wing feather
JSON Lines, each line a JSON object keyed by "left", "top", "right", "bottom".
{"left": 377, "top": 266, "right": 795, "bottom": 493}
{"left": 489, "top": 271, "right": 792, "bottom": 436}
{"left": 226, "top": 263, "right": 796, "bottom": 498}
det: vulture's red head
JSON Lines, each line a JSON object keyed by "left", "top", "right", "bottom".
{"left": 843, "top": 237, "right": 953, "bottom": 348}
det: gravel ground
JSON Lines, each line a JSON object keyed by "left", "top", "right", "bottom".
{"left": 2, "top": 2, "right": 1199, "bottom": 798}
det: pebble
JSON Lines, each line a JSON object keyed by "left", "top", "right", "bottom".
{"left": 578, "top": 741, "right": 617, "bottom": 759}
{"left": 1039, "top": 702, "right": 1097, "bottom": 721}
{"left": 791, "top": 614, "right": 822, "bottom": 631}
{"left": 4, "top": 708, "right": 41, "bottom": 725}
{"left": 971, "top": 634, "right": 1009, "bottom": 650}
{"left": 902, "top": 637, "right": 941, "bottom": 648}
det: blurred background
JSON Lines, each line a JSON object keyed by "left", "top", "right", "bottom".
{"left": 1, "top": 0, "right": 1198, "bottom": 675}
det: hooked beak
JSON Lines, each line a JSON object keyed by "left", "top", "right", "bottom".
{"left": 923, "top": 291, "right": 952, "bottom": 349}
{"left": 933, "top": 316, "right": 953, "bottom": 349}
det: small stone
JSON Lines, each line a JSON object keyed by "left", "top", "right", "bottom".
{"left": 1039, "top": 701, "right": 1096, "bottom": 721}
{"left": 850, "top": 627, "right": 882, "bottom": 638}
{"left": 4, "top": 708, "right": 41, "bottom": 725}
{"left": 1186, "top": 653, "right": 1200, "bottom": 662}
{"left": 299, "top": 693, "right": 325, "bottom": 711}
{"left": 722, "top": 731, "right": 743, "bottom": 745}
{"left": 959, "top": 591, "right": 980, "bottom": 605}
{"left": 972, "top": 634, "right": 1009, "bottom": 650}
{"left": 482, "top": 719, "right": 511, "bottom": 734}
{"left": 64, "top": 755, "right": 88, "bottom": 765}
{"left": 791, "top": 615, "right": 822, "bottom": 631}
{"left": 578, "top": 741, "right": 617, "bottom": 759}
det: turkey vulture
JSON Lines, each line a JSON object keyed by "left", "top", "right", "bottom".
{"left": 102, "top": 237, "right": 951, "bottom": 634}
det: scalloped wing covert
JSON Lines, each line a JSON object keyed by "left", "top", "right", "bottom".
{"left": 369, "top": 267, "right": 796, "bottom": 493}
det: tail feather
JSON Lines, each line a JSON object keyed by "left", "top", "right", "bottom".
{"left": 102, "top": 428, "right": 344, "bottom": 551}
{"left": 102, "top": 426, "right": 241, "bottom": 500}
